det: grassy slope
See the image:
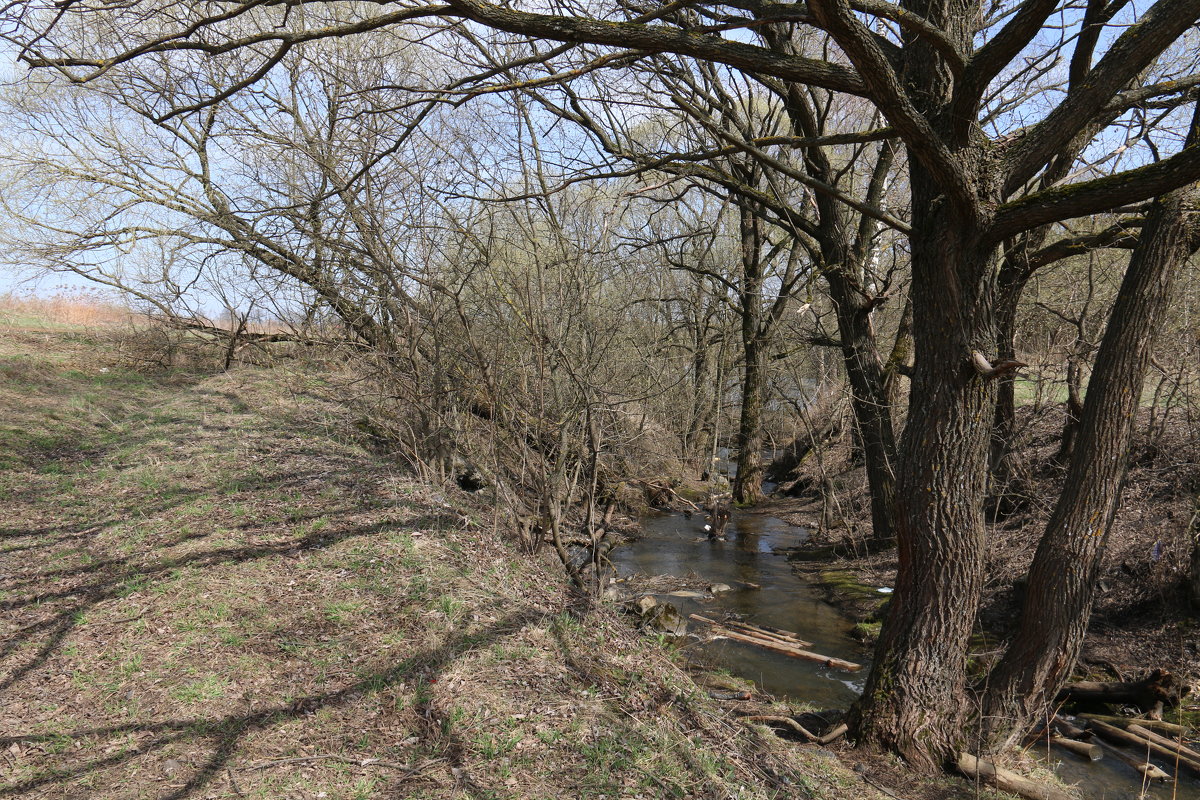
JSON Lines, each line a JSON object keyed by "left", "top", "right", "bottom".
{"left": 0, "top": 325, "right": 926, "bottom": 800}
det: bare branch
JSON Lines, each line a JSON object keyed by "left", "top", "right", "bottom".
{"left": 439, "top": 0, "right": 869, "bottom": 95}
{"left": 1002, "top": 0, "right": 1200, "bottom": 195}
{"left": 992, "top": 134, "right": 1200, "bottom": 239}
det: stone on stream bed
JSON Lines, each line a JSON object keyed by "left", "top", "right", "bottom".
{"left": 634, "top": 595, "right": 688, "bottom": 639}
{"left": 813, "top": 570, "right": 891, "bottom": 623}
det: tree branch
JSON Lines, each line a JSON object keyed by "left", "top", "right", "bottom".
{"left": 1020, "top": 219, "right": 1143, "bottom": 273}
{"left": 992, "top": 137, "right": 1200, "bottom": 239}
{"left": 847, "top": 0, "right": 965, "bottom": 73}
{"left": 440, "top": 0, "right": 869, "bottom": 95}
{"left": 807, "top": 0, "right": 975, "bottom": 217}
{"left": 957, "top": 0, "right": 1060, "bottom": 118}
{"left": 1002, "top": 0, "right": 1200, "bottom": 195}
{"left": 672, "top": 95, "right": 911, "bottom": 234}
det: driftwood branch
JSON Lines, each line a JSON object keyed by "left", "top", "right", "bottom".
{"left": 957, "top": 753, "right": 1074, "bottom": 800}
{"left": 972, "top": 350, "right": 1028, "bottom": 380}
{"left": 740, "top": 715, "right": 818, "bottom": 740}
{"left": 1127, "top": 724, "right": 1200, "bottom": 774}
{"left": 1050, "top": 735, "right": 1102, "bottom": 761}
{"left": 1088, "top": 719, "right": 1200, "bottom": 776}
{"left": 688, "top": 614, "right": 862, "bottom": 671}
{"left": 1076, "top": 713, "right": 1186, "bottom": 736}
{"left": 1083, "top": 736, "right": 1173, "bottom": 782}
{"left": 818, "top": 722, "right": 849, "bottom": 745}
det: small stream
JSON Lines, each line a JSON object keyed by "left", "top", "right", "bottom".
{"left": 612, "top": 510, "right": 870, "bottom": 707}
{"left": 614, "top": 509, "right": 1200, "bottom": 800}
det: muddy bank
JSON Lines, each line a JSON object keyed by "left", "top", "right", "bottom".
{"left": 758, "top": 404, "right": 1200, "bottom": 686}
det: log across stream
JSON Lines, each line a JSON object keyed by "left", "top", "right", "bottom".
{"left": 616, "top": 510, "right": 1200, "bottom": 800}
{"left": 613, "top": 510, "right": 869, "bottom": 706}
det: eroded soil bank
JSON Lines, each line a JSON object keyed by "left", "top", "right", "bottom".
{"left": 759, "top": 416, "right": 1200, "bottom": 690}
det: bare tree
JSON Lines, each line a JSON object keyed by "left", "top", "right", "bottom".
{"left": 6, "top": 0, "right": 1200, "bottom": 767}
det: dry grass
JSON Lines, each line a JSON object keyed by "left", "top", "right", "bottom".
{"left": 0, "top": 290, "right": 134, "bottom": 329}
{"left": 0, "top": 327, "right": 925, "bottom": 800}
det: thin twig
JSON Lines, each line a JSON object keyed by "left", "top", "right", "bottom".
{"left": 739, "top": 715, "right": 817, "bottom": 740}
{"left": 243, "top": 755, "right": 443, "bottom": 775}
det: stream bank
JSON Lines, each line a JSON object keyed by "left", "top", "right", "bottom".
{"left": 613, "top": 502, "right": 1200, "bottom": 800}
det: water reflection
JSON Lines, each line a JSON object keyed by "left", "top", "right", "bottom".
{"left": 614, "top": 511, "right": 1200, "bottom": 799}
{"left": 612, "top": 510, "right": 868, "bottom": 706}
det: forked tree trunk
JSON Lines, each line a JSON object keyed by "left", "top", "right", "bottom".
{"left": 984, "top": 114, "right": 1199, "bottom": 744}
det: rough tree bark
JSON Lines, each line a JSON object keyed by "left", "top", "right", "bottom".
{"left": 983, "top": 103, "right": 1200, "bottom": 747}
{"left": 733, "top": 203, "right": 769, "bottom": 504}
{"left": 849, "top": 218, "right": 1000, "bottom": 768}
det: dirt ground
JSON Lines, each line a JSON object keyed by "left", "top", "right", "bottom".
{"left": 1, "top": 323, "right": 1015, "bottom": 800}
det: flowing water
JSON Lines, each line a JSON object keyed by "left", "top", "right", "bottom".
{"left": 614, "top": 509, "right": 1200, "bottom": 800}
{"left": 611, "top": 510, "right": 870, "bottom": 707}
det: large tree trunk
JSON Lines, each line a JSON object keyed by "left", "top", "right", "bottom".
{"left": 828, "top": 268, "right": 898, "bottom": 542}
{"left": 849, "top": 218, "right": 998, "bottom": 768}
{"left": 734, "top": 342, "right": 767, "bottom": 503}
{"left": 983, "top": 122, "right": 1199, "bottom": 745}
{"left": 734, "top": 203, "right": 767, "bottom": 505}
{"left": 844, "top": 0, "right": 998, "bottom": 761}
{"left": 989, "top": 284, "right": 1025, "bottom": 507}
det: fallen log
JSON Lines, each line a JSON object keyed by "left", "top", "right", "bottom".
{"left": 1057, "top": 669, "right": 1186, "bottom": 713}
{"left": 1090, "top": 738, "right": 1172, "bottom": 782}
{"left": 688, "top": 614, "right": 813, "bottom": 647}
{"left": 956, "top": 753, "right": 1075, "bottom": 800}
{"left": 1050, "top": 716, "right": 1090, "bottom": 740}
{"left": 740, "top": 715, "right": 817, "bottom": 741}
{"left": 1076, "top": 713, "right": 1187, "bottom": 736}
{"left": 1028, "top": 721, "right": 1102, "bottom": 761}
{"left": 1126, "top": 724, "right": 1200, "bottom": 774}
{"left": 720, "top": 618, "right": 814, "bottom": 648}
{"left": 1088, "top": 720, "right": 1200, "bottom": 776}
{"left": 1126, "top": 723, "right": 1200, "bottom": 757}
{"left": 688, "top": 614, "right": 861, "bottom": 671}
{"left": 1050, "top": 736, "right": 1102, "bottom": 761}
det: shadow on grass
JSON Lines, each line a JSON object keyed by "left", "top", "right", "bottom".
{"left": 0, "top": 492, "right": 411, "bottom": 593}
{"left": 0, "top": 607, "right": 548, "bottom": 799}
{"left": 0, "top": 511, "right": 462, "bottom": 698}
